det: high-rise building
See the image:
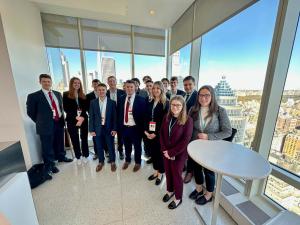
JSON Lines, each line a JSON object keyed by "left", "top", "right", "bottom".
{"left": 172, "top": 51, "right": 180, "bottom": 77}
{"left": 215, "top": 76, "right": 246, "bottom": 144}
{"left": 60, "top": 52, "right": 70, "bottom": 87}
{"left": 47, "top": 48, "right": 70, "bottom": 93}
{"left": 282, "top": 127, "right": 300, "bottom": 160}
{"left": 101, "top": 57, "right": 116, "bottom": 83}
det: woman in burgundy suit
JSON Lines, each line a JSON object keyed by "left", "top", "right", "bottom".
{"left": 160, "top": 95, "right": 193, "bottom": 209}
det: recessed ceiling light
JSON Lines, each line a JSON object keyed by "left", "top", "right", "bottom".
{"left": 149, "top": 10, "right": 155, "bottom": 15}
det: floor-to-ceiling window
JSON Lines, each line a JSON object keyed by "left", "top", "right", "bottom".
{"left": 197, "top": 0, "right": 279, "bottom": 147}
{"left": 265, "top": 15, "right": 300, "bottom": 215}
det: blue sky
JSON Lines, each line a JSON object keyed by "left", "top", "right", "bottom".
{"left": 51, "top": 0, "right": 299, "bottom": 90}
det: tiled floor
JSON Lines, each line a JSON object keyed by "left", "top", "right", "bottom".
{"left": 32, "top": 152, "right": 237, "bottom": 225}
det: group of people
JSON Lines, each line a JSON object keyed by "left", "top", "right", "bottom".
{"left": 26, "top": 73, "right": 232, "bottom": 210}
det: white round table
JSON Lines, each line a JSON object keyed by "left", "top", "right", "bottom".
{"left": 187, "top": 140, "right": 271, "bottom": 225}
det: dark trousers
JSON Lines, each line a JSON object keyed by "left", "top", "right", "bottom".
{"left": 92, "top": 136, "right": 97, "bottom": 155}
{"left": 192, "top": 158, "right": 215, "bottom": 192}
{"left": 95, "top": 127, "right": 116, "bottom": 163}
{"left": 67, "top": 120, "right": 89, "bottom": 159}
{"left": 149, "top": 137, "right": 164, "bottom": 173}
{"left": 143, "top": 135, "right": 151, "bottom": 157}
{"left": 39, "top": 121, "right": 65, "bottom": 172}
{"left": 122, "top": 126, "right": 142, "bottom": 164}
{"left": 186, "top": 155, "right": 194, "bottom": 173}
{"left": 117, "top": 130, "right": 124, "bottom": 153}
{"left": 164, "top": 155, "right": 186, "bottom": 200}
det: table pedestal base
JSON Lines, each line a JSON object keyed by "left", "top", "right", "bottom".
{"left": 195, "top": 173, "right": 223, "bottom": 225}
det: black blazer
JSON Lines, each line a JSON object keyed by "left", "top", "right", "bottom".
{"left": 86, "top": 91, "right": 97, "bottom": 111}
{"left": 144, "top": 100, "right": 169, "bottom": 137}
{"left": 166, "top": 89, "right": 186, "bottom": 99}
{"left": 26, "top": 90, "right": 64, "bottom": 135}
{"left": 63, "top": 91, "right": 88, "bottom": 124}
{"left": 186, "top": 90, "right": 198, "bottom": 113}
{"left": 117, "top": 94, "right": 146, "bottom": 132}
{"left": 106, "top": 89, "right": 125, "bottom": 105}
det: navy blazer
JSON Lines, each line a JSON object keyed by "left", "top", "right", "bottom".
{"left": 186, "top": 90, "right": 198, "bottom": 113}
{"left": 166, "top": 89, "right": 186, "bottom": 99}
{"left": 117, "top": 94, "right": 146, "bottom": 131}
{"left": 26, "top": 90, "right": 65, "bottom": 135}
{"left": 106, "top": 89, "right": 125, "bottom": 105}
{"left": 89, "top": 98, "right": 117, "bottom": 135}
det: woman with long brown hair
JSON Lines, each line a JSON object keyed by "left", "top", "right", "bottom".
{"left": 188, "top": 85, "right": 231, "bottom": 205}
{"left": 145, "top": 81, "right": 169, "bottom": 185}
{"left": 160, "top": 95, "right": 193, "bottom": 209}
{"left": 63, "top": 77, "right": 89, "bottom": 165}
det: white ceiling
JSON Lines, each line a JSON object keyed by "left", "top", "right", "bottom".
{"left": 30, "top": 0, "right": 195, "bottom": 29}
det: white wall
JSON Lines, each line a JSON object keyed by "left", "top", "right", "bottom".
{"left": 0, "top": 0, "right": 49, "bottom": 167}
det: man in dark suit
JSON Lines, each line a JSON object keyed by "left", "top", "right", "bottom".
{"left": 26, "top": 74, "right": 72, "bottom": 179}
{"left": 166, "top": 76, "right": 185, "bottom": 99}
{"left": 86, "top": 79, "right": 101, "bottom": 160}
{"left": 118, "top": 80, "right": 146, "bottom": 172}
{"left": 183, "top": 76, "right": 197, "bottom": 113}
{"left": 106, "top": 75, "right": 125, "bottom": 160}
{"left": 182, "top": 75, "right": 198, "bottom": 183}
{"left": 89, "top": 83, "right": 117, "bottom": 172}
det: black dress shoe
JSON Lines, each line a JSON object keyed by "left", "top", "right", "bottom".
{"left": 162, "top": 193, "right": 175, "bottom": 202}
{"left": 58, "top": 157, "right": 73, "bottom": 163}
{"left": 51, "top": 166, "right": 60, "bottom": 174}
{"left": 44, "top": 172, "right": 52, "bottom": 180}
{"left": 195, "top": 195, "right": 213, "bottom": 205}
{"left": 146, "top": 158, "right": 153, "bottom": 164}
{"left": 155, "top": 175, "right": 163, "bottom": 185}
{"left": 189, "top": 189, "right": 203, "bottom": 200}
{"left": 148, "top": 174, "right": 158, "bottom": 181}
{"left": 93, "top": 155, "right": 98, "bottom": 160}
{"left": 119, "top": 152, "right": 124, "bottom": 160}
{"left": 168, "top": 200, "right": 182, "bottom": 209}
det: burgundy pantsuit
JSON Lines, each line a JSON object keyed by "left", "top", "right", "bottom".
{"left": 160, "top": 115, "right": 193, "bottom": 200}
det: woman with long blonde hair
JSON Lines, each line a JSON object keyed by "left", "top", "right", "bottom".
{"left": 159, "top": 95, "right": 193, "bottom": 209}
{"left": 63, "top": 77, "right": 89, "bottom": 165}
{"left": 145, "top": 81, "right": 169, "bottom": 185}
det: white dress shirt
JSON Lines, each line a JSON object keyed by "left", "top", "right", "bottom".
{"left": 99, "top": 97, "right": 107, "bottom": 125}
{"left": 124, "top": 93, "right": 136, "bottom": 126}
{"left": 109, "top": 89, "right": 117, "bottom": 104}
{"left": 42, "top": 88, "right": 62, "bottom": 118}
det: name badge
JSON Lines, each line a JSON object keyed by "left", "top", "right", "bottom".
{"left": 52, "top": 109, "right": 56, "bottom": 118}
{"left": 149, "top": 121, "right": 156, "bottom": 132}
{"left": 77, "top": 109, "right": 82, "bottom": 117}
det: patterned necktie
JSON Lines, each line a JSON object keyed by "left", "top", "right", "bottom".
{"left": 48, "top": 91, "right": 59, "bottom": 121}
{"left": 125, "top": 96, "right": 131, "bottom": 123}
{"left": 185, "top": 94, "right": 190, "bottom": 102}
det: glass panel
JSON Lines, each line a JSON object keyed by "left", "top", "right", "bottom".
{"left": 81, "top": 18, "right": 131, "bottom": 53}
{"left": 265, "top": 175, "right": 300, "bottom": 215}
{"left": 268, "top": 16, "right": 300, "bottom": 176}
{"left": 47, "top": 47, "right": 82, "bottom": 93}
{"left": 84, "top": 50, "right": 131, "bottom": 92}
{"left": 171, "top": 43, "right": 191, "bottom": 90}
{"left": 134, "top": 55, "right": 166, "bottom": 88}
{"left": 133, "top": 26, "right": 165, "bottom": 56}
{"left": 197, "top": 0, "right": 279, "bottom": 147}
{"left": 41, "top": 14, "right": 80, "bottom": 49}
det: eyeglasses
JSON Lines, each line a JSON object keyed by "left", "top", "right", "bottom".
{"left": 199, "top": 94, "right": 211, "bottom": 99}
{"left": 171, "top": 103, "right": 183, "bottom": 108}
